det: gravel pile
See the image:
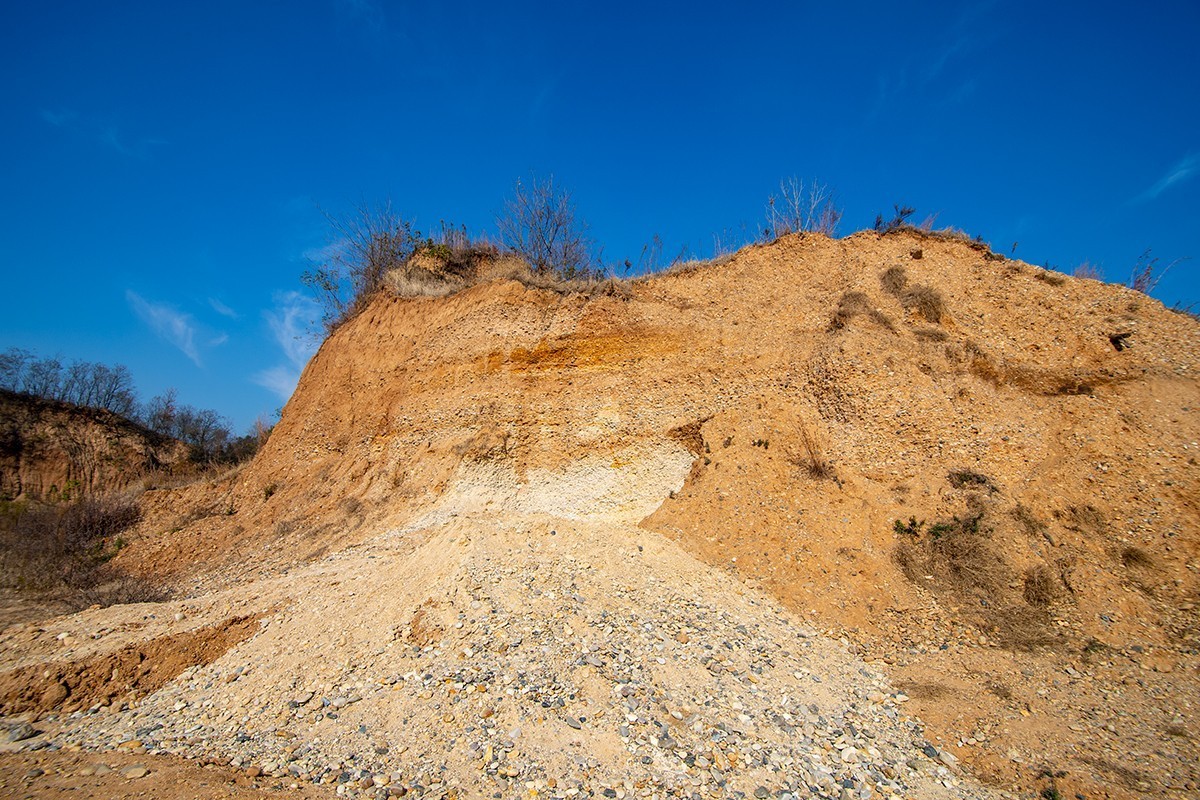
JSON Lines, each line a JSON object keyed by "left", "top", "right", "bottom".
{"left": 49, "top": 516, "right": 1004, "bottom": 800}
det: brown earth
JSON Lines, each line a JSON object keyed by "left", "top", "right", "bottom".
{"left": 0, "top": 749, "right": 330, "bottom": 799}
{"left": 0, "top": 615, "right": 261, "bottom": 716}
{"left": 2, "top": 229, "right": 1199, "bottom": 799}
{"left": 0, "top": 389, "right": 189, "bottom": 501}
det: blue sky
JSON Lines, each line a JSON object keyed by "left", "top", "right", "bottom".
{"left": 2, "top": 1, "right": 1198, "bottom": 431}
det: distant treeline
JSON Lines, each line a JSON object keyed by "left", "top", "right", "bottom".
{"left": 0, "top": 348, "right": 267, "bottom": 464}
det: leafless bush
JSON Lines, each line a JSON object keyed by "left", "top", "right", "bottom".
{"left": 1129, "top": 249, "right": 1188, "bottom": 295}
{"left": 303, "top": 201, "right": 419, "bottom": 332}
{"left": 764, "top": 177, "right": 842, "bottom": 239}
{"left": 874, "top": 204, "right": 916, "bottom": 234}
{"left": 497, "top": 174, "right": 599, "bottom": 280}
{"left": 418, "top": 221, "right": 501, "bottom": 280}
{"left": 0, "top": 494, "right": 162, "bottom": 607}
{"left": 1073, "top": 261, "right": 1103, "bottom": 280}
{"left": 0, "top": 348, "right": 138, "bottom": 418}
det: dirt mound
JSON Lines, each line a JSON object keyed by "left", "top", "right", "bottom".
{"left": 0, "top": 615, "right": 260, "bottom": 716}
{"left": 0, "top": 388, "right": 188, "bottom": 501}
{"left": 6, "top": 230, "right": 1198, "bottom": 798}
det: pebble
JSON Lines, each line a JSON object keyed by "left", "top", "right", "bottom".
{"left": 6, "top": 722, "right": 36, "bottom": 742}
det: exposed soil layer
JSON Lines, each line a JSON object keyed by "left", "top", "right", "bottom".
{"left": 0, "top": 750, "right": 329, "bottom": 800}
{"left": 0, "top": 615, "right": 261, "bottom": 716}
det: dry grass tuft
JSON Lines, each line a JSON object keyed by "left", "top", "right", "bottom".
{"left": 1012, "top": 504, "right": 1048, "bottom": 537}
{"left": 1065, "top": 504, "right": 1106, "bottom": 532}
{"left": 893, "top": 504, "right": 1006, "bottom": 600}
{"left": 1120, "top": 545, "right": 1155, "bottom": 569}
{"left": 880, "top": 265, "right": 908, "bottom": 295}
{"left": 1023, "top": 564, "right": 1057, "bottom": 606}
{"left": 794, "top": 425, "right": 837, "bottom": 481}
{"left": 948, "top": 469, "right": 995, "bottom": 491}
{"left": 827, "top": 291, "right": 895, "bottom": 333}
{"left": 901, "top": 284, "right": 947, "bottom": 323}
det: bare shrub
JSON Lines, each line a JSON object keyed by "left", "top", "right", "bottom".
{"left": 418, "top": 221, "right": 501, "bottom": 280}
{"left": 874, "top": 204, "right": 915, "bottom": 234}
{"left": 303, "top": 202, "right": 419, "bottom": 332}
{"left": 497, "top": 174, "right": 599, "bottom": 280}
{"left": 0, "top": 494, "right": 161, "bottom": 607}
{"left": 1129, "top": 249, "right": 1188, "bottom": 295}
{"left": 764, "top": 177, "right": 842, "bottom": 239}
{"left": 1073, "top": 261, "right": 1103, "bottom": 280}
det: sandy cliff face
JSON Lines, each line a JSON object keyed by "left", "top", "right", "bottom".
{"left": 103, "top": 230, "right": 1200, "bottom": 798}
{"left": 0, "top": 390, "right": 188, "bottom": 501}
{"left": 131, "top": 230, "right": 1200, "bottom": 634}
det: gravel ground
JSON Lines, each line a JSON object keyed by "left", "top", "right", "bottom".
{"left": 15, "top": 514, "right": 1008, "bottom": 800}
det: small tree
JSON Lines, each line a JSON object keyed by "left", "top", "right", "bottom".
{"left": 497, "top": 174, "right": 598, "bottom": 279}
{"left": 303, "top": 202, "right": 419, "bottom": 332}
{"left": 764, "top": 178, "right": 842, "bottom": 239}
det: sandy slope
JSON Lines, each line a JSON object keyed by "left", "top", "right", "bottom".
{"left": 3, "top": 229, "right": 1198, "bottom": 798}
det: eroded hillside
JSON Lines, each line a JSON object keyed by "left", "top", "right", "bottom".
{"left": 4, "top": 230, "right": 1198, "bottom": 799}
{"left": 0, "top": 389, "right": 188, "bottom": 501}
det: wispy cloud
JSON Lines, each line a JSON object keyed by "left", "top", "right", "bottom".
{"left": 253, "top": 365, "right": 303, "bottom": 401}
{"left": 301, "top": 239, "right": 349, "bottom": 264}
{"left": 40, "top": 109, "right": 163, "bottom": 158}
{"left": 39, "top": 108, "right": 77, "bottom": 127}
{"left": 208, "top": 298, "right": 239, "bottom": 319}
{"left": 100, "top": 125, "right": 165, "bottom": 159}
{"left": 336, "top": 0, "right": 385, "bottom": 33}
{"left": 1135, "top": 152, "right": 1200, "bottom": 203}
{"left": 253, "top": 292, "right": 321, "bottom": 400}
{"left": 126, "top": 291, "right": 202, "bottom": 366}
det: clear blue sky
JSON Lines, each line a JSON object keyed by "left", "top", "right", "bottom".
{"left": 2, "top": 1, "right": 1198, "bottom": 431}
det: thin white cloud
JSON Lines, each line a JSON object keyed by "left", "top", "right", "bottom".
{"left": 100, "top": 126, "right": 165, "bottom": 159}
{"left": 39, "top": 108, "right": 77, "bottom": 127}
{"left": 252, "top": 365, "right": 302, "bottom": 401}
{"left": 1136, "top": 152, "right": 1200, "bottom": 203}
{"left": 126, "top": 291, "right": 201, "bottom": 366}
{"left": 208, "top": 297, "right": 239, "bottom": 318}
{"left": 254, "top": 292, "right": 321, "bottom": 400}
{"left": 301, "top": 239, "right": 349, "bottom": 264}
{"left": 336, "top": 0, "right": 385, "bottom": 32}
{"left": 39, "top": 108, "right": 162, "bottom": 158}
